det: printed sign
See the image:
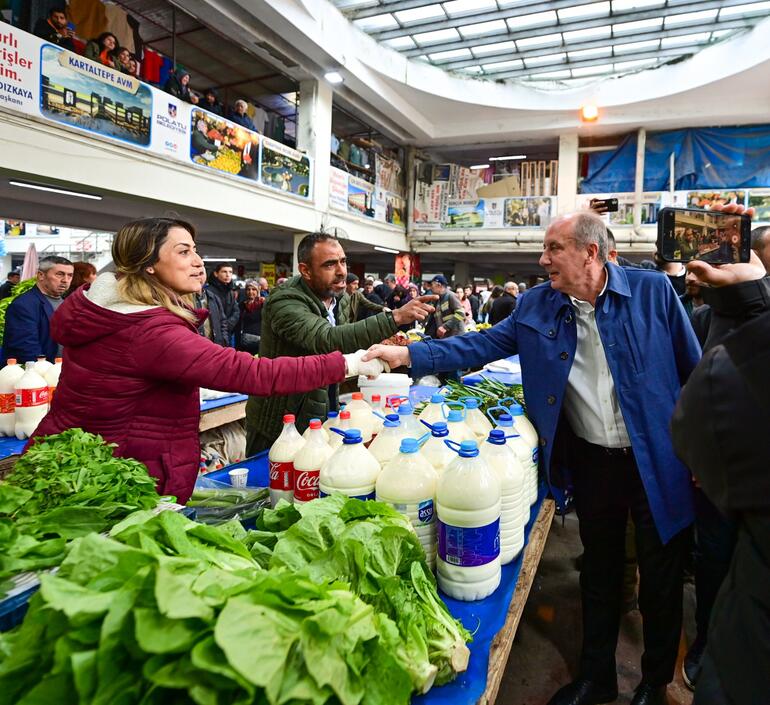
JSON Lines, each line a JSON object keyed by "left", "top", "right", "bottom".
{"left": 260, "top": 137, "right": 311, "bottom": 197}
{"left": 190, "top": 108, "right": 260, "bottom": 181}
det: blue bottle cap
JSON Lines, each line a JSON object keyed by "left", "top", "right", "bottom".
{"left": 398, "top": 402, "right": 413, "bottom": 415}
{"left": 430, "top": 393, "right": 445, "bottom": 403}
{"left": 343, "top": 429, "right": 363, "bottom": 444}
{"left": 400, "top": 438, "right": 420, "bottom": 454}
{"left": 487, "top": 429, "right": 506, "bottom": 445}
{"left": 431, "top": 421, "right": 449, "bottom": 438}
{"left": 510, "top": 403, "right": 524, "bottom": 416}
{"left": 497, "top": 413, "right": 513, "bottom": 427}
{"left": 458, "top": 440, "right": 479, "bottom": 457}
{"left": 327, "top": 411, "right": 339, "bottom": 419}
{"left": 447, "top": 409, "right": 464, "bottom": 423}
{"left": 384, "top": 416, "right": 400, "bottom": 428}
{"left": 461, "top": 397, "right": 480, "bottom": 410}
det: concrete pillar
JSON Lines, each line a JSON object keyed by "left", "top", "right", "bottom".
{"left": 453, "top": 261, "right": 470, "bottom": 287}
{"left": 557, "top": 133, "right": 579, "bottom": 214}
{"left": 297, "top": 79, "right": 333, "bottom": 211}
{"left": 633, "top": 128, "right": 647, "bottom": 230}
{"left": 292, "top": 232, "right": 304, "bottom": 276}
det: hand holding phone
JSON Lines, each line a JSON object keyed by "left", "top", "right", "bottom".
{"left": 589, "top": 197, "right": 619, "bottom": 214}
{"left": 657, "top": 206, "right": 752, "bottom": 264}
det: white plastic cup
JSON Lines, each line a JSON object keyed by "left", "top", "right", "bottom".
{"left": 228, "top": 467, "right": 248, "bottom": 488}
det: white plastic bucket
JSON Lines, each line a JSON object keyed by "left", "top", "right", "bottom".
{"left": 357, "top": 373, "right": 411, "bottom": 407}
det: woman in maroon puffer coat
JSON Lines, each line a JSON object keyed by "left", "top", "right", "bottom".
{"left": 32, "top": 217, "right": 372, "bottom": 503}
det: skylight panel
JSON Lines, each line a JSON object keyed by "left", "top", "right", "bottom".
{"left": 562, "top": 25, "right": 612, "bottom": 43}
{"left": 335, "top": 0, "right": 377, "bottom": 9}
{"left": 613, "top": 58, "right": 659, "bottom": 71}
{"left": 515, "top": 32, "right": 563, "bottom": 48}
{"left": 613, "top": 17, "right": 663, "bottom": 34}
{"left": 430, "top": 48, "right": 473, "bottom": 61}
{"left": 443, "top": 0, "right": 498, "bottom": 17}
{"left": 353, "top": 14, "right": 398, "bottom": 32}
{"left": 568, "top": 46, "right": 613, "bottom": 60}
{"left": 382, "top": 36, "right": 417, "bottom": 50}
{"left": 611, "top": 0, "right": 665, "bottom": 11}
{"left": 558, "top": 2, "right": 610, "bottom": 21}
{"left": 459, "top": 19, "right": 508, "bottom": 38}
{"left": 472, "top": 40, "right": 516, "bottom": 55}
{"left": 412, "top": 28, "right": 461, "bottom": 45}
{"left": 395, "top": 4, "right": 446, "bottom": 24}
{"left": 614, "top": 39, "right": 660, "bottom": 53}
{"left": 460, "top": 65, "right": 484, "bottom": 73}
{"left": 533, "top": 69, "right": 572, "bottom": 79}
{"left": 483, "top": 58, "right": 524, "bottom": 71}
{"left": 719, "top": 0, "right": 770, "bottom": 17}
{"left": 571, "top": 64, "right": 613, "bottom": 77}
{"left": 525, "top": 52, "right": 567, "bottom": 67}
{"left": 664, "top": 9, "right": 719, "bottom": 26}
{"left": 507, "top": 10, "right": 558, "bottom": 30}
{"left": 660, "top": 32, "right": 711, "bottom": 47}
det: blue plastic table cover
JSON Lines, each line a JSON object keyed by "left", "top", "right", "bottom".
{"left": 200, "top": 393, "right": 248, "bottom": 413}
{"left": 208, "top": 453, "right": 547, "bottom": 705}
{"left": 0, "top": 437, "right": 26, "bottom": 459}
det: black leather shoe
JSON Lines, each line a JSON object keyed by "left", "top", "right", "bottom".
{"left": 682, "top": 638, "right": 705, "bottom": 691}
{"left": 630, "top": 683, "right": 668, "bottom": 705}
{"left": 547, "top": 678, "right": 618, "bottom": 705}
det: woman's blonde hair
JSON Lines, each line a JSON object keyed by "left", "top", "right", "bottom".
{"left": 112, "top": 217, "right": 198, "bottom": 324}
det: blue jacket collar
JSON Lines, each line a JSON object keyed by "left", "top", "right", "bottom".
{"left": 605, "top": 262, "right": 632, "bottom": 298}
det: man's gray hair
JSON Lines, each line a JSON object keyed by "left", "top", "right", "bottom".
{"left": 571, "top": 212, "right": 609, "bottom": 263}
{"left": 38, "top": 256, "right": 73, "bottom": 272}
{"left": 384, "top": 274, "right": 397, "bottom": 283}
{"left": 234, "top": 99, "right": 247, "bottom": 110}
{"left": 504, "top": 281, "right": 517, "bottom": 292}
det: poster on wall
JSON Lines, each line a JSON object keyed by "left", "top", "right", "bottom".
{"left": 445, "top": 199, "right": 485, "bottom": 228}
{"left": 190, "top": 108, "right": 260, "bottom": 180}
{"left": 747, "top": 190, "right": 770, "bottom": 221}
{"left": 375, "top": 154, "right": 402, "bottom": 195}
{"left": 4, "top": 220, "right": 25, "bottom": 236}
{"left": 41, "top": 45, "right": 152, "bottom": 146}
{"left": 151, "top": 98, "right": 190, "bottom": 158}
{"left": 484, "top": 198, "right": 505, "bottom": 229}
{"left": 329, "top": 167, "right": 349, "bottom": 211}
{"left": 413, "top": 181, "right": 446, "bottom": 228}
{"left": 0, "top": 26, "right": 37, "bottom": 113}
{"left": 347, "top": 176, "right": 375, "bottom": 218}
{"left": 261, "top": 263, "right": 276, "bottom": 287}
{"left": 374, "top": 188, "right": 405, "bottom": 225}
{"left": 680, "top": 191, "right": 746, "bottom": 209}
{"left": 504, "top": 197, "right": 552, "bottom": 227}
{"left": 260, "top": 138, "right": 311, "bottom": 197}
{"left": 576, "top": 193, "right": 665, "bottom": 224}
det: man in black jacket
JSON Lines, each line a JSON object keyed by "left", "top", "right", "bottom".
{"left": 488, "top": 281, "right": 517, "bottom": 325}
{"left": 671, "top": 242, "right": 769, "bottom": 705}
{"left": 33, "top": 7, "right": 76, "bottom": 51}
{"left": 0, "top": 270, "right": 20, "bottom": 300}
{"left": 205, "top": 264, "right": 240, "bottom": 344}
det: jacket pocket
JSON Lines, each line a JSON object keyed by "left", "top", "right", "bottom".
{"left": 622, "top": 322, "right": 645, "bottom": 375}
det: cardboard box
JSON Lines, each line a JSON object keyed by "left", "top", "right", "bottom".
{"left": 476, "top": 174, "right": 522, "bottom": 198}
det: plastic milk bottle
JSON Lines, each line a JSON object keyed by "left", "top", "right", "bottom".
{"left": 347, "top": 392, "right": 375, "bottom": 443}
{"left": 303, "top": 418, "right": 330, "bottom": 443}
{"left": 14, "top": 363, "right": 50, "bottom": 440}
{"left": 0, "top": 359, "right": 24, "bottom": 436}
{"left": 420, "top": 393, "right": 447, "bottom": 426}
{"left": 369, "top": 414, "right": 407, "bottom": 468}
{"left": 419, "top": 420, "right": 454, "bottom": 475}
{"left": 445, "top": 407, "right": 476, "bottom": 444}
{"left": 268, "top": 414, "right": 305, "bottom": 507}
{"left": 328, "top": 410, "right": 351, "bottom": 450}
{"left": 461, "top": 396, "right": 493, "bottom": 440}
{"left": 294, "top": 419, "right": 333, "bottom": 505}
{"left": 45, "top": 357, "right": 63, "bottom": 406}
{"left": 319, "top": 429, "right": 380, "bottom": 501}
{"left": 490, "top": 411, "right": 538, "bottom": 506}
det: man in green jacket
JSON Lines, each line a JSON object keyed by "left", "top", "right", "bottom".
{"left": 245, "top": 231, "right": 435, "bottom": 454}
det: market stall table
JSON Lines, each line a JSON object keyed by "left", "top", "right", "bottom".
{"left": 208, "top": 449, "right": 555, "bottom": 705}
{"left": 199, "top": 393, "right": 248, "bottom": 432}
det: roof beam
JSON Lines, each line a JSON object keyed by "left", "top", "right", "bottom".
{"left": 386, "top": 0, "right": 748, "bottom": 50}
{"left": 432, "top": 19, "right": 750, "bottom": 69}
{"left": 346, "top": 1, "right": 448, "bottom": 20}
{"left": 490, "top": 45, "right": 692, "bottom": 79}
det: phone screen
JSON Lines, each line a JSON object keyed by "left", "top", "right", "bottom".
{"left": 658, "top": 208, "right": 751, "bottom": 264}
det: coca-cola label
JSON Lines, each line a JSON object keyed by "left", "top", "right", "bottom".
{"left": 15, "top": 388, "right": 49, "bottom": 408}
{"left": 293, "top": 468, "right": 320, "bottom": 503}
{"left": 0, "top": 392, "right": 14, "bottom": 414}
{"left": 269, "top": 460, "right": 294, "bottom": 491}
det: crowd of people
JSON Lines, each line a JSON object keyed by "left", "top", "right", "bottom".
{"left": 31, "top": 7, "right": 261, "bottom": 129}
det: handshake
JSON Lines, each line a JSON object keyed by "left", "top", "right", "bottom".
{"left": 343, "top": 350, "right": 390, "bottom": 379}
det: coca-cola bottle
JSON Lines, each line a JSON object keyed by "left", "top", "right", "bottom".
{"left": 293, "top": 419, "right": 333, "bottom": 505}
{"left": 268, "top": 414, "right": 305, "bottom": 507}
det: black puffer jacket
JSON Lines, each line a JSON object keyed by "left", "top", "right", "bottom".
{"left": 205, "top": 274, "right": 240, "bottom": 337}
{"left": 671, "top": 277, "right": 770, "bottom": 705}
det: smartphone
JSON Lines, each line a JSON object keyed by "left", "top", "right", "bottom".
{"left": 590, "top": 197, "right": 619, "bottom": 212}
{"left": 657, "top": 207, "right": 751, "bottom": 264}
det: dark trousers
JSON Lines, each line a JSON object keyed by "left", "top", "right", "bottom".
{"left": 571, "top": 439, "right": 689, "bottom": 688}
{"left": 693, "top": 487, "right": 736, "bottom": 643}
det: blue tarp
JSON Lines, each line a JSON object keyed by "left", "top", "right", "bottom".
{"left": 581, "top": 124, "right": 770, "bottom": 193}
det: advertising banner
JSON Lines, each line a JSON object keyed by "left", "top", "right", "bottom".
{"left": 347, "top": 175, "right": 375, "bottom": 218}
{"left": 503, "top": 197, "right": 552, "bottom": 228}
{"left": 329, "top": 167, "right": 349, "bottom": 212}
{"left": 445, "top": 199, "right": 485, "bottom": 229}
{"left": 0, "top": 26, "right": 312, "bottom": 200}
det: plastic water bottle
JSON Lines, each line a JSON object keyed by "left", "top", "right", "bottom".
{"left": 490, "top": 409, "right": 538, "bottom": 507}
{"left": 445, "top": 407, "right": 476, "bottom": 444}
{"left": 294, "top": 420, "right": 333, "bottom": 505}
{"left": 369, "top": 414, "right": 407, "bottom": 468}
{"left": 419, "top": 393, "right": 447, "bottom": 426}
{"left": 396, "top": 400, "right": 424, "bottom": 438}
{"left": 14, "top": 362, "right": 50, "bottom": 440}
{"left": 509, "top": 402, "right": 539, "bottom": 494}
{"left": 319, "top": 429, "right": 380, "bottom": 501}
{"left": 377, "top": 437, "right": 439, "bottom": 570}
{"left": 370, "top": 394, "right": 385, "bottom": 437}
{"left": 303, "top": 417, "right": 330, "bottom": 444}
{"left": 328, "top": 410, "right": 351, "bottom": 449}
{"left": 480, "top": 430, "right": 527, "bottom": 564}
{"left": 347, "top": 392, "right": 375, "bottom": 443}
{"left": 419, "top": 420, "right": 454, "bottom": 475}
{"left": 322, "top": 411, "right": 339, "bottom": 436}
{"left": 268, "top": 414, "right": 305, "bottom": 507}
{"left": 33, "top": 355, "right": 53, "bottom": 377}
{"left": 461, "top": 396, "right": 493, "bottom": 440}
{"left": 437, "top": 439, "right": 501, "bottom": 601}
{"left": 0, "top": 359, "right": 24, "bottom": 436}
{"left": 44, "top": 357, "right": 63, "bottom": 407}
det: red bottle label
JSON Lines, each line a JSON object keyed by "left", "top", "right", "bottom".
{"left": 0, "top": 393, "right": 14, "bottom": 414}
{"left": 269, "top": 460, "right": 294, "bottom": 491}
{"left": 293, "top": 468, "right": 320, "bottom": 502}
{"left": 15, "top": 388, "right": 49, "bottom": 407}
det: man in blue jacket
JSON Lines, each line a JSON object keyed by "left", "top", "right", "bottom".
{"left": 364, "top": 212, "right": 701, "bottom": 705}
{"left": 3, "top": 256, "right": 73, "bottom": 363}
